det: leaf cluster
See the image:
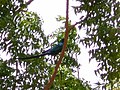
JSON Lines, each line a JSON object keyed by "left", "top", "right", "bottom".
{"left": 73, "top": 0, "right": 120, "bottom": 88}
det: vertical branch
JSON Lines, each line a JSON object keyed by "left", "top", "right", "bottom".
{"left": 44, "top": 0, "right": 69, "bottom": 90}
{"left": 77, "top": 66, "right": 80, "bottom": 79}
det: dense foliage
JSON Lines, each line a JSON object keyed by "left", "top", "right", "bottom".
{"left": 73, "top": 0, "right": 120, "bottom": 89}
{"left": 0, "top": 0, "right": 91, "bottom": 90}
{"left": 0, "top": 0, "right": 120, "bottom": 89}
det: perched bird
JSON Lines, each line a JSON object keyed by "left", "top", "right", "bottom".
{"left": 40, "top": 38, "right": 64, "bottom": 56}
{"left": 17, "top": 38, "right": 64, "bottom": 60}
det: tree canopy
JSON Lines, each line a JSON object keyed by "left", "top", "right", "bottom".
{"left": 0, "top": 0, "right": 120, "bottom": 90}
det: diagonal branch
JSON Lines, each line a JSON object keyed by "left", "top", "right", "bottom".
{"left": 14, "top": 0, "right": 34, "bottom": 13}
{"left": 26, "top": 0, "right": 34, "bottom": 5}
{"left": 44, "top": 0, "right": 69, "bottom": 90}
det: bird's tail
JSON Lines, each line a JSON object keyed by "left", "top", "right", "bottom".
{"left": 17, "top": 55, "right": 41, "bottom": 60}
{"left": 12, "top": 51, "right": 48, "bottom": 60}
{"left": 39, "top": 52, "right": 48, "bottom": 56}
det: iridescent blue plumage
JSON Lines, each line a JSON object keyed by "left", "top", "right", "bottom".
{"left": 40, "top": 38, "right": 64, "bottom": 56}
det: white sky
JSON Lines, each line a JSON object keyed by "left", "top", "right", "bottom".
{"left": 27, "top": 0, "right": 103, "bottom": 88}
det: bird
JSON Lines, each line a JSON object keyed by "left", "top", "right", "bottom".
{"left": 16, "top": 38, "right": 64, "bottom": 60}
{"left": 40, "top": 38, "right": 64, "bottom": 56}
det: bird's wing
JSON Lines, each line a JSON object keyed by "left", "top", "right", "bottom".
{"left": 48, "top": 42, "right": 63, "bottom": 55}
{"left": 41, "top": 39, "right": 64, "bottom": 56}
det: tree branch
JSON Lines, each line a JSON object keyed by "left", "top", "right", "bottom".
{"left": 71, "top": 12, "right": 90, "bottom": 29}
{"left": 26, "top": 0, "right": 34, "bottom": 5}
{"left": 44, "top": 0, "right": 69, "bottom": 90}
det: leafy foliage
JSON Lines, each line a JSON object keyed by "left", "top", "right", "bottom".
{"left": 51, "top": 66, "right": 91, "bottom": 90}
{"left": 0, "top": 0, "right": 47, "bottom": 58}
{"left": 0, "top": 0, "right": 91, "bottom": 89}
{"left": 73, "top": 0, "right": 120, "bottom": 89}
{"left": 0, "top": 0, "right": 48, "bottom": 89}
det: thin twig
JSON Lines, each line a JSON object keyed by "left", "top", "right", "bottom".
{"left": 26, "top": 0, "right": 34, "bottom": 5}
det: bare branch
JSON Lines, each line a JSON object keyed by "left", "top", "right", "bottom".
{"left": 26, "top": 0, "right": 34, "bottom": 5}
